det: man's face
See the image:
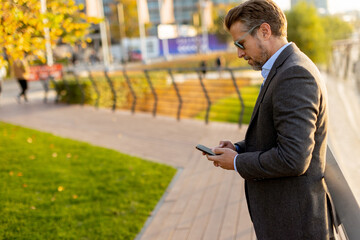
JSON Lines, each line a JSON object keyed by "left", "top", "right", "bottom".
{"left": 229, "top": 21, "right": 270, "bottom": 71}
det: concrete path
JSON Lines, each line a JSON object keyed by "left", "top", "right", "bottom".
{"left": 0, "top": 80, "right": 256, "bottom": 240}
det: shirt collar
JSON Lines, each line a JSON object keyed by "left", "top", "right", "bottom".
{"left": 261, "top": 42, "right": 292, "bottom": 80}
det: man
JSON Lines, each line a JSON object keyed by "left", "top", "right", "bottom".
{"left": 205, "top": 0, "right": 336, "bottom": 239}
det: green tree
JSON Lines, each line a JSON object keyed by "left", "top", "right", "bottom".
{"left": 322, "top": 15, "right": 353, "bottom": 41}
{"left": 286, "top": 1, "right": 328, "bottom": 63}
{"left": 209, "top": 3, "right": 238, "bottom": 43}
{"left": 0, "top": 0, "right": 100, "bottom": 67}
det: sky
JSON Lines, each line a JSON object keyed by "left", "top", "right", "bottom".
{"left": 274, "top": 0, "right": 360, "bottom": 14}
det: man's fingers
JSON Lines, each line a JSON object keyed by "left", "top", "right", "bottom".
{"left": 218, "top": 140, "right": 235, "bottom": 150}
{"left": 213, "top": 147, "right": 225, "bottom": 155}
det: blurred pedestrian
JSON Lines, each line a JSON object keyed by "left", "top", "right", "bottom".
{"left": 0, "top": 65, "right": 6, "bottom": 98}
{"left": 200, "top": 60, "right": 207, "bottom": 76}
{"left": 215, "top": 55, "right": 224, "bottom": 68}
{"left": 13, "top": 58, "right": 30, "bottom": 103}
{"left": 215, "top": 55, "right": 225, "bottom": 79}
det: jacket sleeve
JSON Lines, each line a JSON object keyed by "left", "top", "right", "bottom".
{"left": 234, "top": 140, "right": 246, "bottom": 153}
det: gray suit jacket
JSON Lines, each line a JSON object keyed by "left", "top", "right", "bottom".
{"left": 235, "top": 43, "right": 335, "bottom": 239}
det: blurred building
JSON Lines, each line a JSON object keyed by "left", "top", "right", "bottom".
{"left": 153, "top": 0, "right": 238, "bottom": 35}
{"left": 291, "top": 0, "right": 329, "bottom": 14}
{"left": 79, "top": 0, "right": 238, "bottom": 63}
{"left": 148, "top": 0, "right": 237, "bottom": 27}
{"left": 92, "top": 0, "right": 238, "bottom": 37}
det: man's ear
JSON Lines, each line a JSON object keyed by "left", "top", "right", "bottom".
{"left": 258, "top": 23, "right": 272, "bottom": 40}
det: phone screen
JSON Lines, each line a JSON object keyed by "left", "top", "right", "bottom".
{"left": 196, "top": 144, "right": 216, "bottom": 156}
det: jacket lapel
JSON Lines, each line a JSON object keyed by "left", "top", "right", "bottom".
{"left": 248, "top": 43, "right": 297, "bottom": 125}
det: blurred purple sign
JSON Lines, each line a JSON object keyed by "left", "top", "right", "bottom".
{"left": 159, "top": 34, "right": 227, "bottom": 55}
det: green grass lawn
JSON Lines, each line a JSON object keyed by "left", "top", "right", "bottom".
{"left": 0, "top": 122, "right": 176, "bottom": 240}
{"left": 196, "top": 85, "right": 260, "bottom": 124}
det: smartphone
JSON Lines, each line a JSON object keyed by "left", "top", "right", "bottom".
{"left": 195, "top": 144, "right": 216, "bottom": 156}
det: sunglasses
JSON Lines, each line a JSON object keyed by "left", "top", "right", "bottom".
{"left": 234, "top": 25, "right": 261, "bottom": 50}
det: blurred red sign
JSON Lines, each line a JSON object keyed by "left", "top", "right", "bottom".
{"left": 28, "top": 64, "right": 63, "bottom": 81}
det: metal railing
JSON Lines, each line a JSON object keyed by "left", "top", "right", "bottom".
{"left": 325, "top": 147, "right": 360, "bottom": 240}
{"left": 57, "top": 65, "right": 257, "bottom": 128}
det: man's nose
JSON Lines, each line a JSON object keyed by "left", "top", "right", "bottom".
{"left": 237, "top": 48, "right": 245, "bottom": 58}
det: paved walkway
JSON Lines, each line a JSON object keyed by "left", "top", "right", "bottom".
{"left": 0, "top": 80, "right": 256, "bottom": 240}
{"left": 1, "top": 74, "right": 359, "bottom": 239}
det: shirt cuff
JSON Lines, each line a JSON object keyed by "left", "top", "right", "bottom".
{"left": 233, "top": 154, "right": 238, "bottom": 172}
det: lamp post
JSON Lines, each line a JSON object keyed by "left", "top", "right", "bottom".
{"left": 98, "top": 0, "right": 111, "bottom": 67}
{"left": 117, "top": 3, "right": 128, "bottom": 63}
{"left": 136, "top": 0, "right": 148, "bottom": 63}
{"left": 199, "top": 0, "right": 209, "bottom": 53}
{"left": 40, "top": 0, "right": 53, "bottom": 66}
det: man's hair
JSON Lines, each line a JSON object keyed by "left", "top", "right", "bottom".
{"left": 224, "top": 0, "right": 287, "bottom": 38}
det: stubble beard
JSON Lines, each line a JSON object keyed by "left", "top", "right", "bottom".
{"left": 249, "top": 39, "right": 270, "bottom": 71}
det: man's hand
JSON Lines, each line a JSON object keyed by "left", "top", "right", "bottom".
{"left": 218, "top": 140, "right": 236, "bottom": 151}
{"left": 206, "top": 147, "right": 237, "bottom": 170}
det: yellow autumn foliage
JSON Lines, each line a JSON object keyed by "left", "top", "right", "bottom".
{"left": 0, "top": 0, "right": 101, "bottom": 68}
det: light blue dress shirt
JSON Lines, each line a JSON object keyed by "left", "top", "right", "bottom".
{"left": 233, "top": 42, "right": 292, "bottom": 172}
